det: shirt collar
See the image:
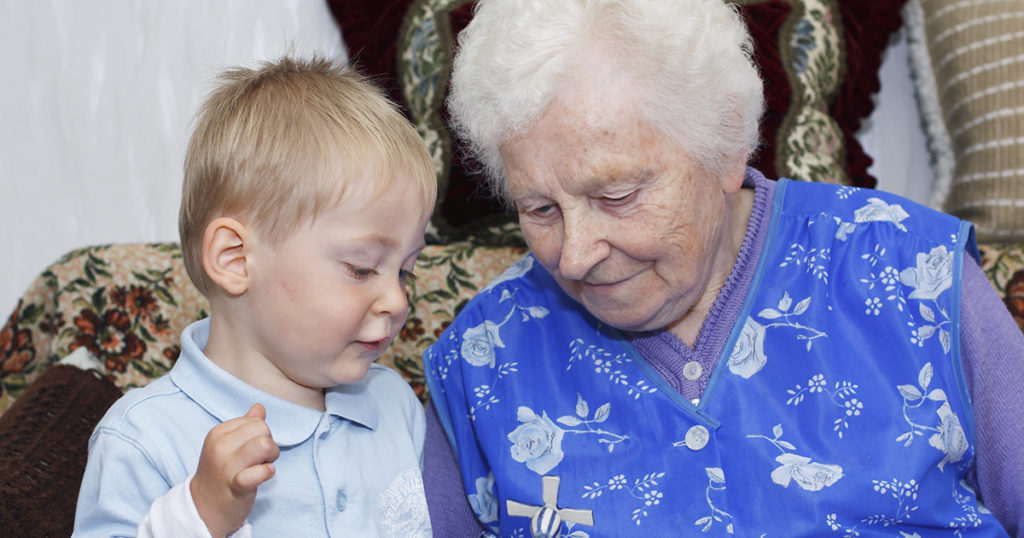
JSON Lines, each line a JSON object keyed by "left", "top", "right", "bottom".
{"left": 326, "top": 380, "right": 379, "bottom": 430}
{"left": 170, "top": 319, "right": 379, "bottom": 446}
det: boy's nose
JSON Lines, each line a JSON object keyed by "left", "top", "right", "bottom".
{"left": 373, "top": 277, "right": 409, "bottom": 318}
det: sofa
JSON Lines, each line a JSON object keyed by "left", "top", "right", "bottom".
{"left": 0, "top": 241, "right": 527, "bottom": 536}
{"left": 4, "top": 0, "right": 1024, "bottom": 535}
{"left": 2, "top": 239, "right": 1023, "bottom": 537}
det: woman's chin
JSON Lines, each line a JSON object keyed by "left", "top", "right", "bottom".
{"left": 584, "top": 301, "right": 660, "bottom": 333}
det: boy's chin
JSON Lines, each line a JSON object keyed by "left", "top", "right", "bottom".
{"left": 328, "top": 359, "right": 375, "bottom": 385}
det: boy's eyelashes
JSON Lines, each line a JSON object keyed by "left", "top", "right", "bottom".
{"left": 345, "top": 264, "right": 377, "bottom": 280}
{"left": 343, "top": 263, "right": 418, "bottom": 284}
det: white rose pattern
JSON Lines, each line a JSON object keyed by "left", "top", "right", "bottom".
{"left": 508, "top": 407, "right": 566, "bottom": 475}
{"left": 694, "top": 467, "right": 733, "bottom": 534}
{"left": 467, "top": 473, "right": 499, "bottom": 525}
{"left": 446, "top": 188, "right": 980, "bottom": 534}
{"left": 853, "top": 197, "right": 909, "bottom": 231}
{"left": 900, "top": 245, "right": 953, "bottom": 301}
{"left": 747, "top": 424, "right": 844, "bottom": 491}
{"left": 509, "top": 395, "right": 631, "bottom": 476}
{"left": 727, "top": 317, "right": 767, "bottom": 378}
{"left": 770, "top": 454, "right": 844, "bottom": 491}
{"left": 458, "top": 276, "right": 548, "bottom": 420}
{"left": 896, "top": 362, "right": 968, "bottom": 471}
{"left": 736, "top": 191, "right": 977, "bottom": 534}
{"left": 728, "top": 292, "right": 827, "bottom": 378}
{"left": 461, "top": 321, "right": 504, "bottom": 367}
{"left": 481, "top": 256, "right": 534, "bottom": 293}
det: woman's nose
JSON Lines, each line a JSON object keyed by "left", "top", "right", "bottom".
{"left": 557, "top": 210, "right": 608, "bottom": 280}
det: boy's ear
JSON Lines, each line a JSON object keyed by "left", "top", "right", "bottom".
{"left": 202, "top": 217, "right": 251, "bottom": 296}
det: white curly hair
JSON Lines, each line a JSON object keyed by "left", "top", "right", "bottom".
{"left": 446, "top": 0, "right": 765, "bottom": 202}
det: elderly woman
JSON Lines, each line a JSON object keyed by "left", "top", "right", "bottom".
{"left": 421, "top": 0, "right": 1023, "bottom": 536}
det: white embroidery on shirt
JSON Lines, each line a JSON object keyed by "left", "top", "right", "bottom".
{"left": 377, "top": 468, "right": 430, "bottom": 537}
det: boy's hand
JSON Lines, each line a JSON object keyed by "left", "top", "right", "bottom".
{"left": 190, "top": 403, "right": 280, "bottom": 538}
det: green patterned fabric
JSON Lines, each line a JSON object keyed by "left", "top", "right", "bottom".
{"left": 0, "top": 242, "right": 526, "bottom": 413}
{"left": 979, "top": 244, "right": 1024, "bottom": 331}
{"left": 772, "top": 0, "right": 847, "bottom": 185}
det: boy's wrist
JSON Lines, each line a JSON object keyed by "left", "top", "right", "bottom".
{"left": 189, "top": 474, "right": 239, "bottom": 538}
{"left": 137, "top": 477, "right": 222, "bottom": 538}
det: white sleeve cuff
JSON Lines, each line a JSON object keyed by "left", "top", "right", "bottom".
{"left": 136, "top": 475, "right": 253, "bottom": 538}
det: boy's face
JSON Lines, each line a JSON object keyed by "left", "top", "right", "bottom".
{"left": 239, "top": 177, "right": 430, "bottom": 391}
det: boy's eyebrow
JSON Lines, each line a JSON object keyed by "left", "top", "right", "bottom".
{"left": 351, "top": 234, "right": 426, "bottom": 254}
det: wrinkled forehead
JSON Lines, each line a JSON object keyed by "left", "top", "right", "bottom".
{"left": 500, "top": 89, "right": 672, "bottom": 198}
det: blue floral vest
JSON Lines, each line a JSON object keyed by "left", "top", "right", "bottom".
{"left": 425, "top": 179, "right": 1008, "bottom": 537}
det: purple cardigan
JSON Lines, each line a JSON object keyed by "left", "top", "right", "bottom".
{"left": 423, "top": 171, "right": 1024, "bottom": 536}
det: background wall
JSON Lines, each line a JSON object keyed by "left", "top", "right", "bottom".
{"left": 0, "top": 0, "right": 345, "bottom": 318}
{"left": 0, "top": 1, "right": 931, "bottom": 319}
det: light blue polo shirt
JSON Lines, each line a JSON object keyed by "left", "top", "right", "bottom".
{"left": 74, "top": 319, "right": 430, "bottom": 537}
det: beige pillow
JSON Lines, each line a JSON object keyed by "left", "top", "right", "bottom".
{"left": 907, "top": 0, "right": 1024, "bottom": 242}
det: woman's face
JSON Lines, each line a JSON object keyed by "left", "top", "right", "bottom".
{"left": 499, "top": 90, "right": 744, "bottom": 334}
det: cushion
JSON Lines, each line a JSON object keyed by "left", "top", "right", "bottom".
{"left": 329, "top": 0, "right": 908, "bottom": 243}
{"left": 906, "top": 0, "right": 1024, "bottom": 242}
{"left": 0, "top": 242, "right": 526, "bottom": 413}
{"left": 0, "top": 243, "right": 209, "bottom": 416}
{"left": 0, "top": 362, "right": 121, "bottom": 537}
{"left": 389, "top": 242, "right": 528, "bottom": 398}
{"left": 978, "top": 244, "right": 1024, "bottom": 330}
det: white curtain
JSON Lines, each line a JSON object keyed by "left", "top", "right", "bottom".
{"left": 0, "top": 0, "right": 345, "bottom": 317}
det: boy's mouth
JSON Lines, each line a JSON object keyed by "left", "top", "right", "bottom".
{"left": 357, "top": 338, "right": 390, "bottom": 353}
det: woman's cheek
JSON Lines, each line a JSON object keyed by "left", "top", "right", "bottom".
{"left": 522, "top": 224, "right": 562, "bottom": 267}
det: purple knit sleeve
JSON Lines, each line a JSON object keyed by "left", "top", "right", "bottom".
{"left": 960, "top": 254, "right": 1024, "bottom": 536}
{"left": 424, "top": 402, "right": 486, "bottom": 536}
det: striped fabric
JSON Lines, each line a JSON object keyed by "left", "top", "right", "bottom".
{"left": 907, "top": 0, "right": 1024, "bottom": 241}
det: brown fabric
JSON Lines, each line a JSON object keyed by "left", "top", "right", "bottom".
{"left": 0, "top": 364, "right": 121, "bottom": 537}
{"left": 832, "top": 0, "right": 910, "bottom": 189}
{"left": 916, "top": 0, "right": 1024, "bottom": 241}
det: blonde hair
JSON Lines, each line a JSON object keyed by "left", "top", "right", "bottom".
{"left": 179, "top": 55, "right": 436, "bottom": 295}
{"left": 447, "top": 0, "right": 764, "bottom": 201}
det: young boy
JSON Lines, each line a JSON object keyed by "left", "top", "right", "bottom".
{"left": 72, "top": 56, "right": 436, "bottom": 537}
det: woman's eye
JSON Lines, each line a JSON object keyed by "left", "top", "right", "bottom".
{"left": 528, "top": 204, "right": 555, "bottom": 217}
{"left": 345, "top": 264, "right": 377, "bottom": 280}
{"left": 604, "top": 191, "right": 636, "bottom": 205}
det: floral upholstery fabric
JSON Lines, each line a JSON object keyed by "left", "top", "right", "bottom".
{"left": 979, "top": 244, "right": 1024, "bottom": 331}
{"left": 2, "top": 241, "right": 1020, "bottom": 415}
{"left": 0, "top": 242, "right": 526, "bottom": 414}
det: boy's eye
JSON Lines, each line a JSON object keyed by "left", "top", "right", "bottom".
{"left": 345, "top": 264, "right": 377, "bottom": 280}
{"left": 400, "top": 270, "right": 418, "bottom": 284}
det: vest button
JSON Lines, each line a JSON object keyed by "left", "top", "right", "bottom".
{"left": 683, "top": 361, "right": 703, "bottom": 380}
{"left": 684, "top": 425, "right": 710, "bottom": 450}
{"left": 336, "top": 490, "right": 348, "bottom": 512}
